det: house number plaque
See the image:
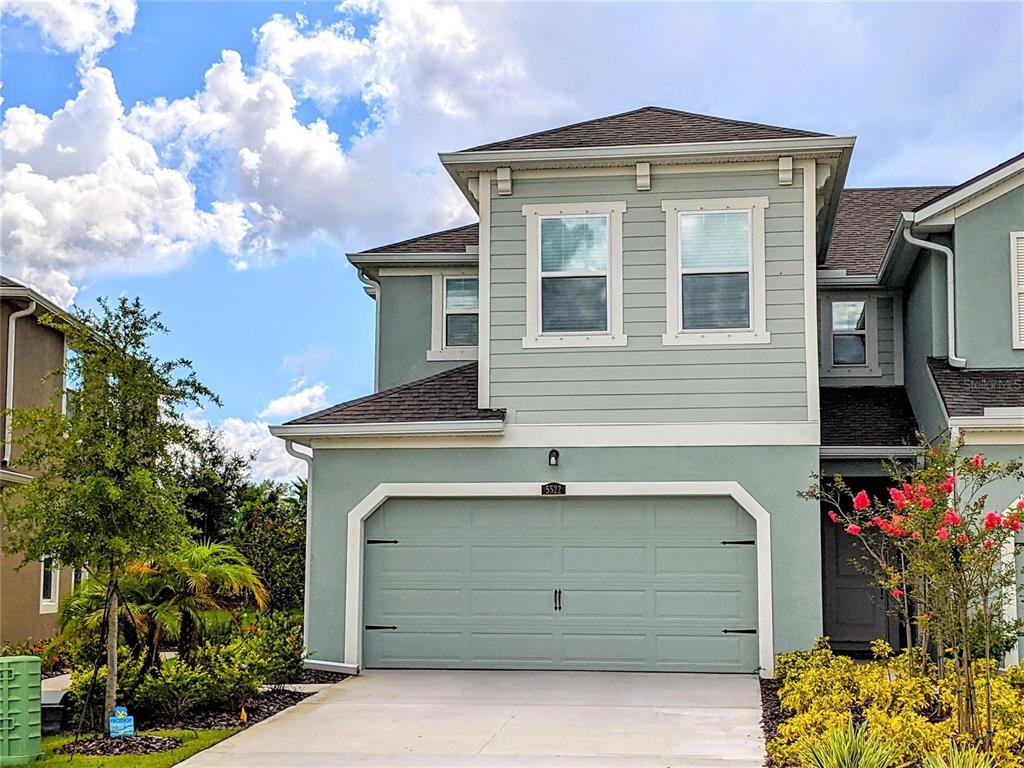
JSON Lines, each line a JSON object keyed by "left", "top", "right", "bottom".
{"left": 541, "top": 482, "right": 566, "bottom": 496}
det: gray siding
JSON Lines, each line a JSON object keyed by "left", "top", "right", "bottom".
{"left": 377, "top": 275, "right": 463, "bottom": 391}
{"left": 487, "top": 170, "right": 810, "bottom": 424}
{"left": 954, "top": 183, "right": 1024, "bottom": 369}
{"left": 818, "top": 292, "right": 899, "bottom": 387}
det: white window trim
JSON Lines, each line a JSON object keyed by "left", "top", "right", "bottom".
{"left": 39, "top": 559, "right": 59, "bottom": 614}
{"left": 427, "top": 269, "right": 479, "bottom": 361}
{"left": 1012, "top": 231, "right": 1024, "bottom": 350}
{"left": 819, "top": 293, "right": 881, "bottom": 378}
{"left": 661, "top": 197, "right": 771, "bottom": 346}
{"left": 522, "top": 201, "right": 627, "bottom": 349}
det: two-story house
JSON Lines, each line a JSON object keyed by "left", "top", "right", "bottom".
{"left": 270, "top": 108, "right": 1024, "bottom": 676}
{"left": 0, "top": 276, "right": 79, "bottom": 645}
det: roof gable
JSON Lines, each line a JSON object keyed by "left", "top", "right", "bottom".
{"left": 913, "top": 152, "right": 1024, "bottom": 224}
{"left": 358, "top": 223, "right": 478, "bottom": 255}
{"left": 463, "top": 106, "right": 828, "bottom": 152}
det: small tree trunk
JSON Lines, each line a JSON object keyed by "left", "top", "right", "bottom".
{"left": 104, "top": 573, "right": 119, "bottom": 732}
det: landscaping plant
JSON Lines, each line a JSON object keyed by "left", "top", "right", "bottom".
{"left": 0, "top": 297, "right": 218, "bottom": 729}
{"left": 802, "top": 441, "right": 1024, "bottom": 750}
{"left": 922, "top": 744, "right": 996, "bottom": 768}
{"left": 801, "top": 723, "right": 896, "bottom": 768}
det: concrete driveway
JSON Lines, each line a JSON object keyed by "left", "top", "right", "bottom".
{"left": 179, "top": 670, "right": 765, "bottom": 767}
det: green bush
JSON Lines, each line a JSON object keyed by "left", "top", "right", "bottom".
{"left": 236, "top": 611, "right": 304, "bottom": 685}
{"left": 922, "top": 745, "right": 996, "bottom": 768}
{"left": 802, "top": 724, "right": 895, "bottom": 768}
{"left": 0, "top": 637, "right": 72, "bottom": 673}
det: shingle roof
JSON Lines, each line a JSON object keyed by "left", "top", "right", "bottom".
{"left": 913, "top": 152, "right": 1024, "bottom": 213}
{"left": 285, "top": 363, "right": 504, "bottom": 426}
{"left": 0, "top": 276, "right": 26, "bottom": 289}
{"left": 464, "top": 106, "right": 827, "bottom": 152}
{"left": 823, "top": 187, "right": 952, "bottom": 275}
{"left": 927, "top": 358, "right": 1024, "bottom": 418}
{"left": 358, "top": 223, "right": 478, "bottom": 255}
{"left": 820, "top": 387, "right": 919, "bottom": 447}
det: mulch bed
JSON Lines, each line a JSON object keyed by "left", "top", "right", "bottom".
{"left": 58, "top": 735, "right": 181, "bottom": 756}
{"left": 759, "top": 677, "right": 788, "bottom": 768}
{"left": 148, "top": 688, "right": 314, "bottom": 731}
{"left": 291, "top": 668, "right": 349, "bottom": 684}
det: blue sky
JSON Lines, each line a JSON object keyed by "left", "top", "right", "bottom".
{"left": 1, "top": 0, "right": 1022, "bottom": 479}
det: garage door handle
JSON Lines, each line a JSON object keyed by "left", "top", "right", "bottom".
{"left": 720, "top": 540, "right": 755, "bottom": 546}
{"left": 554, "top": 589, "right": 562, "bottom": 612}
{"left": 721, "top": 629, "right": 757, "bottom": 634}
{"left": 367, "top": 539, "right": 399, "bottom": 544}
{"left": 365, "top": 625, "right": 398, "bottom": 631}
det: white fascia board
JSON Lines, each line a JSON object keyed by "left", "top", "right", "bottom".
{"left": 0, "top": 468, "right": 33, "bottom": 485}
{"left": 347, "top": 252, "right": 478, "bottom": 268}
{"left": 439, "top": 136, "right": 856, "bottom": 168}
{"left": 913, "top": 155, "right": 1024, "bottom": 224}
{"left": 819, "top": 446, "right": 918, "bottom": 459}
{"left": 269, "top": 420, "right": 505, "bottom": 440}
{"left": 0, "top": 286, "right": 74, "bottom": 326}
{"left": 304, "top": 658, "right": 359, "bottom": 674}
{"left": 948, "top": 416, "right": 1024, "bottom": 431}
{"left": 817, "top": 274, "right": 880, "bottom": 287}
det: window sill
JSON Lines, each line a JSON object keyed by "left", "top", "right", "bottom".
{"left": 662, "top": 330, "right": 771, "bottom": 346}
{"left": 427, "top": 348, "right": 478, "bottom": 361}
{"left": 823, "top": 366, "right": 882, "bottom": 378}
{"left": 522, "top": 333, "right": 628, "bottom": 349}
{"left": 39, "top": 602, "right": 58, "bottom": 615}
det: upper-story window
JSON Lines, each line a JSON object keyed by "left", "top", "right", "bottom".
{"left": 40, "top": 557, "right": 59, "bottom": 613}
{"left": 522, "top": 202, "right": 627, "bottom": 348}
{"left": 662, "top": 197, "right": 771, "bottom": 346}
{"left": 428, "top": 271, "right": 478, "bottom": 361}
{"left": 819, "top": 293, "right": 880, "bottom": 377}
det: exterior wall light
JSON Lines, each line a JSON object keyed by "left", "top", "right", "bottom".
{"left": 548, "top": 449, "right": 559, "bottom": 467}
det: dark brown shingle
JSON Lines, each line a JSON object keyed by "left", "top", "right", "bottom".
{"left": 358, "top": 223, "right": 478, "bottom": 255}
{"left": 820, "top": 387, "right": 919, "bottom": 447}
{"left": 927, "top": 358, "right": 1024, "bottom": 417}
{"left": 824, "top": 187, "right": 952, "bottom": 276}
{"left": 464, "top": 106, "right": 827, "bottom": 152}
{"left": 285, "top": 363, "right": 503, "bottom": 426}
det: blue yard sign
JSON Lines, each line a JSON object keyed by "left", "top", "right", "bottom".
{"left": 109, "top": 706, "right": 135, "bottom": 738}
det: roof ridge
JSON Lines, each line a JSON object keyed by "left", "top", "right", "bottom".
{"left": 284, "top": 363, "right": 478, "bottom": 425}
{"left": 844, "top": 185, "right": 953, "bottom": 192}
{"left": 462, "top": 106, "right": 658, "bottom": 152}
{"left": 641, "top": 105, "right": 826, "bottom": 137}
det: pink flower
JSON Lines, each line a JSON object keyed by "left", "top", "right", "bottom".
{"left": 957, "top": 533, "right": 969, "bottom": 545}
{"left": 920, "top": 497, "right": 934, "bottom": 510}
{"left": 936, "top": 526, "right": 950, "bottom": 541}
{"left": 846, "top": 524, "right": 862, "bottom": 536}
{"left": 1005, "top": 516, "right": 1022, "bottom": 532}
{"left": 827, "top": 510, "right": 840, "bottom": 523}
{"left": 1016, "top": 499, "right": 1024, "bottom": 510}
{"left": 971, "top": 454, "right": 983, "bottom": 469}
{"left": 912, "top": 531, "right": 922, "bottom": 541}
{"left": 914, "top": 484, "right": 927, "bottom": 498}
{"left": 984, "top": 539, "right": 995, "bottom": 551}
{"left": 984, "top": 512, "right": 1002, "bottom": 531}
{"left": 853, "top": 491, "right": 870, "bottom": 511}
{"left": 891, "top": 588, "right": 904, "bottom": 600}
{"left": 889, "top": 488, "right": 906, "bottom": 504}
{"left": 940, "top": 476, "right": 956, "bottom": 494}
{"left": 903, "top": 482, "right": 913, "bottom": 496}
{"left": 943, "top": 510, "right": 961, "bottom": 526}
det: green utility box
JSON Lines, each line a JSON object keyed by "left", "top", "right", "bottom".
{"left": 0, "top": 656, "right": 42, "bottom": 765}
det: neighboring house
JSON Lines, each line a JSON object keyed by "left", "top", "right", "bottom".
{"left": 0, "top": 276, "right": 76, "bottom": 645}
{"left": 271, "top": 107, "right": 1024, "bottom": 676}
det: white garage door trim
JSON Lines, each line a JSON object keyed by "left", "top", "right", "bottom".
{"left": 342, "top": 481, "right": 775, "bottom": 677}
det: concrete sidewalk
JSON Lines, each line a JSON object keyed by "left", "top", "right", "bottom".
{"left": 179, "top": 669, "right": 765, "bottom": 767}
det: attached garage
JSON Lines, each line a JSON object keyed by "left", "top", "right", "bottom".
{"left": 360, "top": 494, "right": 761, "bottom": 674}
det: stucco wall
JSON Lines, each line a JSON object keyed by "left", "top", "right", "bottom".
{"left": 306, "top": 444, "right": 822, "bottom": 666}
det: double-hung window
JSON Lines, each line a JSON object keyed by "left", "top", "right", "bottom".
{"left": 522, "top": 202, "right": 626, "bottom": 348}
{"left": 428, "top": 272, "right": 479, "bottom": 360}
{"left": 40, "top": 557, "right": 59, "bottom": 613}
{"left": 820, "top": 293, "right": 880, "bottom": 377}
{"left": 662, "top": 197, "right": 770, "bottom": 345}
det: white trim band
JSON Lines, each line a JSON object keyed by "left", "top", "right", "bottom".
{"left": 270, "top": 420, "right": 506, "bottom": 439}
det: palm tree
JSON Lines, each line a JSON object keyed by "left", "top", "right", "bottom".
{"left": 60, "top": 541, "right": 268, "bottom": 669}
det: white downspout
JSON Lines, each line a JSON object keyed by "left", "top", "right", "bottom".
{"left": 4, "top": 300, "right": 37, "bottom": 465}
{"left": 903, "top": 228, "right": 966, "bottom": 368}
{"left": 357, "top": 269, "right": 382, "bottom": 391}
{"left": 285, "top": 439, "right": 314, "bottom": 659}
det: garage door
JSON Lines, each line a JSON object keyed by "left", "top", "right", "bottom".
{"left": 362, "top": 495, "right": 759, "bottom": 673}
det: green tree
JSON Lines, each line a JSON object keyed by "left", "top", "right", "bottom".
{"left": 0, "top": 297, "right": 216, "bottom": 729}
{"left": 174, "top": 428, "right": 254, "bottom": 540}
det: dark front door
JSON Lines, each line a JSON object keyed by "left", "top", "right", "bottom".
{"left": 822, "top": 508, "right": 900, "bottom": 654}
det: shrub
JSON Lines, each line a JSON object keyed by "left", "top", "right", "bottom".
{"left": 922, "top": 745, "right": 996, "bottom": 768}
{"left": 236, "top": 611, "right": 305, "bottom": 685}
{"left": 802, "top": 724, "right": 896, "bottom": 768}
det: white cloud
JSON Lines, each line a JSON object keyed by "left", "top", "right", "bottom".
{"left": 1, "top": 0, "right": 136, "bottom": 68}
{"left": 217, "top": 416, "right": 307, "bottom": 483}
{"left": 0, "top": 67, "right": 248, "bottom": 306}
{"left": 282, "top": 344, "right": 333, "bottom": 379}
{"left": 257, "top": 381, "right": 329, "bottom": 420}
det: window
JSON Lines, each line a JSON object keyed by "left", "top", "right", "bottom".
{"left": 662, "top": 197, "right": 770, "bottom": 345}
{"left": 1012, "top": 231, "right": 1024, "bottom": 349}
{"left": 428, "top": 271, "right": 478, "bottom": 361}
{"left": 40, "top": 558, "right": 59, "bottom": 613}
{"left": 522, "top": 202, "right": 626, "bottom": 348}
{"left": 72, "top": 567, "right": 87, "bottom": 590}
{"left": 820, "top": 294, "right": 881, "bottom": 377}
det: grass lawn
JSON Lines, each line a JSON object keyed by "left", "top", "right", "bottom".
{"left": 34, "top": 729, "right": 239, "bottom": 767}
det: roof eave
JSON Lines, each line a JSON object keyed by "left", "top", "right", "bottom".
{"left": 0, "top": 286, "right": 73, "bottom": 324}
{"left": 912, "top": 154, "right": 1024, "bottom": 225}
{"left": 269, "top": 419, "right": 506, "bottom": 444}
{"left": 819, "top": 446, "right": 919, "bottom": 459}
{"left": 346, "top": 251, "right": 478, "bottom": 269}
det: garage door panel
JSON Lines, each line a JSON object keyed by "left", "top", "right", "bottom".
{"left": 362, "top": 496, "right": 759, "bottom": 673}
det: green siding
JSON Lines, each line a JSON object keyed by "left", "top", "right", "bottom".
{"left": 377, "top": 275, "right": 463, "bottom": 390}
{"left": 487, "top": 170, "right": 810, "bottom": 424}
{"left": 819, "top": 292, "right": 899, "bottom": 387}
{"left": 954, "top": 184, "right": 1024, "bottom": 368}
{"left": 903, "top": 250, "right": 950, "bottom": 442}
{"left": 306, "top": 444, "right": 821, "bottom": 667}
{"left": 363, "top": 496, "right": 758, "bottom": 672}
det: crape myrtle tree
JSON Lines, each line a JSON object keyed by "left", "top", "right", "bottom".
{"left": 803, "top": 440, "right": 1024, "bottom": 751}
{"left": 0, "top": 297, "right": 217, "bottom": 730}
